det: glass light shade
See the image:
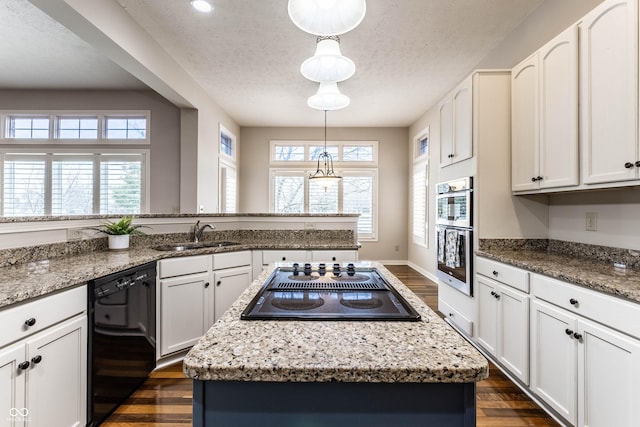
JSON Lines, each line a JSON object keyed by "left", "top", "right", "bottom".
{"left": 309, "top": 174, "right": 341, "bottom": 189}
{"left": 191, "top": 0, "right": 213, "bottom": 13}
{"left": 301, "top": 38, "right": 356, "bottom": 83}
{"left": 307, "top": 82, "right": 350, "bottom": 110}
{"left": 288, "top": 0, "right": 366, "bottom": 36}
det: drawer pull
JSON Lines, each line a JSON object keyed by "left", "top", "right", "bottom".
{"left": 216, "top": 281, "right": 222, "bottom": 287}
{"left": 282, "top": 257, "right": 286, "bottom": 261}
{"left": 492, "top": 270, "right": 498, "bottom": 276}
{"left": 204, "top": 282, "right": 210, "bottom": 288}
{"left": 625, "top": 162, "right": 634, "bottom": 169}
{"left": 569, "top": 298, "right": 578, "bottom": 306}
{"left": 565, "top": 328, "right": 574, "bottom": 336}
{"left": 573, "top": 332, "right": 583, "bottom": 341}
{"left": 449, "top": 313, "right": 454, "bottom": 317}
{"left": 25, "top": 318, "right": 36, "bottom": 327}
{"left": 31, "top": 355, "right": 42, "bottom": 364}
{"left": 18, "top": 361, "right": 30, "bottom": 370}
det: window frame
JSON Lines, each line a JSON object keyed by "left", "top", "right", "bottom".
{"left": 269, "top": 140, "right": 378, "bottom": 166}
{"left": 412, "top": 127, "right": 430, "bottom": 247}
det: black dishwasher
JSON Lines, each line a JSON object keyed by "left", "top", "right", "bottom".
{"left": 87, "top": 261, "right": 157, "bottom": 426}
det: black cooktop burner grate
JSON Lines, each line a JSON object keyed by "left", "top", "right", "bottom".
{"left": 270, "top": 281, "right": 386, "bottom": 291}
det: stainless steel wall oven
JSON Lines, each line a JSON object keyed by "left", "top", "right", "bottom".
{"left": 436, "top": 177, "right": 473, "bottom": 296}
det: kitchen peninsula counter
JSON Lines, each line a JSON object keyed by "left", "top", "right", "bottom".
{"left": 183, "top": 263, "right": 488, "bottom": 426}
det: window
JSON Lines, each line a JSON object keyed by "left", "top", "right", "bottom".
{"left": 0, "top": 110, "right": 150, "bottom": 216}
{"left": 219, "top": 124, "right": 237, "bottom": 212}
{"left": 270, "top": 138, "right": 378, "bottom": 240}
{"left": 412, "top": 127, "right": 430, "bottom": 246}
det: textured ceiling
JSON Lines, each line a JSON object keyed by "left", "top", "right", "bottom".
{"left": 2, "top": 0, "right": 544, "bottom": 127}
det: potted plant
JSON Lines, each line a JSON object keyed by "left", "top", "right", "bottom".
{"left": 88, "top": 216, "right": 148, "bottom": 250}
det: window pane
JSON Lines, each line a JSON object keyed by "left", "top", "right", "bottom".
{"left": 52, "top": 158, "right": 93, "bottom": 215}
{"left": 221, "top": 165, "right": 237, "bottom": 213}
{"left": 412, "top": 165, "right": 427, "bottom": 241}
{"left": 8, "top": 116, "right": 49, "bottom": 139}
{"left": 58, "top": 117, "right": 98, "bottom": 139}
{"left": 221, "top": 133, "right": 234, "bottom": 157}
{"left": 309, "top": 145, "right": 338, "bottom": 161}
{"left": 100, "top": 159, "right": 142, "bottom": 214}
{"left": 343, "top": 176, "right": 373, "bottom": 235}
{"left": 274, "top": 175, "right": 304, "bottom": 213}
{"left": 420, "top": 136, "right": 429, "bottom": 156}
{"left": 274, "top": 145, "right": 305, "bottom": 161}
{"left": 309, "top": 179, "right": 339, "bottom": 213}
{"left": 3, "top": 157, "right": 46, "bottom": 216}
{"left": 106, "top": 117, "right": 147, "bottom": 139}
{"left": 343, "top": 145, "right": 373, "bottom": 161}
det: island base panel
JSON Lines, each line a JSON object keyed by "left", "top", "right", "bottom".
{"left": 193, "top": 380, "right": 476, "bottom": 427}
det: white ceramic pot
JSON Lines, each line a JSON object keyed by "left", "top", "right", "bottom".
{"left": 108, "top": 234, "right": 130, "bottom": 250}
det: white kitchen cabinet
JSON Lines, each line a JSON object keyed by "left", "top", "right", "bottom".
{"left": 310, "top": 250, "right": 357, "bottom": 263}
{"left": 476, "top": 274, "right": 530, "bottom": 385}
{"left": 439, "top": 76, "right": 472, "bottom": 167}
{"left": 531, "top": 273, "right": 640, "bottom": 427}
{"left": 0, "top": 286, "right": 87, "bottom": 427}
{"left": 511, "top": 24, "right": 578, "bottom": 193}
{"left": 580, "top": 0, "right": 639, "bottom": 185}
{"left": 159, "top": 271, "right": 211, "bottom": 356}
{"left": 261, "top": 249, "right": 308, "bottom": 264}
{"left": 213, "top": 266, "right": 252, "bottom": 323}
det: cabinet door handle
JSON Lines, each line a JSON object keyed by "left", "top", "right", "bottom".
{"left": 573, "top": 332, "right": 583, "bottom": 341}
{"left": 282, "top": 257, "right": 286, "bottom": 261}
{"left": 565, "top": 328, "right": 574, "bottom": 336}
{"left": 31, "top": 355, "right": 42, "bottom": 364}
{"left": 216, "top": 281, "right": 222, "bottom": 287}
{"left": 490, "top": 291, "right": 496, "bottom": 296}
{"left": 492, "top": 270, "right": 498, "bottom": 276}
{"left": 537, "top": 176, "right": 543, "bottom": 181}
{"left": 494, "top": 294, "right": 500, "bottom": 300}
{"left": 625, "top": 162, "right": 634, "bottom": 169}
{"left": 531, "top": 177, "right": 537, "bottom": 182}
{"left": 569, "top": 298, "right": 578, "bottom": 306}
{"left": 636, "top": 161, "right": 640, "bottom": 167}
{"left": 332, "top": 257, "right": 337, "bottom": 261}
{"left": 449, "top": 313, "right": 454, "bottom": 317}
{"left": 204, "top": 282, "right": 210, "bottom": 288}
{"left": 24, "top": 317, "right": 36, "bottom": 327}
{"left": 18, "top": 361, "right": 30, "bottom": 370}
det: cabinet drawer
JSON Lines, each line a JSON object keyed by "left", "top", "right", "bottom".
{"left": 532, "top": 274, "right": 640, "bottom": 339}
{"left": 0, "top": 286, "right": 86, "bottom": 348}
{"left": 439, "top": 299, "right": 473, "bottom": 336}
{"left": 213, "top": 251, "right": 251, "bottom": 270}
{"left": 476, "top": 257, "right": 529, "bottom": 293}
{"left": 159, "top": 255, "right": 210, "bottom": 278}
{"left": 310, "top": 250, "right": 357, "bottom": 262}
{"left": 262, "top": 250, "right": 307, "bottom": 264}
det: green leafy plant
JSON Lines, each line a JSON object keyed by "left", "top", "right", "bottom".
{"left": 87, "top": 216, "right": 148, "bottom": 235}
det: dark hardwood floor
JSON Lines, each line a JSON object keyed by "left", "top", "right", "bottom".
{"left": 102, "top": 264, "right": 559, "bottom": 426}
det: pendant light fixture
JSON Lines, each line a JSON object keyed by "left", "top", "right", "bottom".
{"left": 288, "top": 0, "right": 366, "bottom": 36}
{"left": 308, "top": 82, "right": 350, "bottom": 111}
{"left": 309, "top": 110, "right": 341, "bottom": 189}
{"left": 301, "top": 36, "right": 355, "bottom": 83}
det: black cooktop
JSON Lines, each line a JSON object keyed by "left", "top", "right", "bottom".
{"left": 240, "top": 264, "right": 421, "bottom": 321}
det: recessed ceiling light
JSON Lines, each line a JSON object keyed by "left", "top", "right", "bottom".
{"left": 191, "top": 0, "right": 213, "bottom": 13}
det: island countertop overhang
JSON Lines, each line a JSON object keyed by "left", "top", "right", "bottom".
{"left": 183, "top": 263, "right": 488, "bottom": 384}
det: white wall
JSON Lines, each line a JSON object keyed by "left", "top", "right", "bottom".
{"left": 239, "top": 126, "right": 409, "bottom": 262}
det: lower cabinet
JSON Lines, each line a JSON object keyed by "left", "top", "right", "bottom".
{"left": 531, "top": 299, "right": 640, "bottom": 427}
{"left": 476, "top": 275, "right": 530, "bottom": 385}
{"left": 1, "top": 312, "right": 86, "bottom": 427}
{"left": 213, "top": 266, "right": 251, "bottom": 323}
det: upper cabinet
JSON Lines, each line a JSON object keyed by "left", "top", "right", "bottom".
{"left": 439, "top": 76, "right": 473, "bottom": 167}
{"left": 512, "top": 25, "right": 579, "bottom": 193}
{"left": 580, "top": 0, "right": 639, "bottom": 185}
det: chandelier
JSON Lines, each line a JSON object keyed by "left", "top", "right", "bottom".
{"left": 309, "top": 110, "right": 341, "bottom": 188}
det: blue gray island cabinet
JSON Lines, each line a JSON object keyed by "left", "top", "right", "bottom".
{"left": 183, "top": 263, "right": 488, "bottom": 426}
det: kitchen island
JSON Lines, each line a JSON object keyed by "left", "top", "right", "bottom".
{"left": 183, "top": 263, "right": 488, "bottom": 427}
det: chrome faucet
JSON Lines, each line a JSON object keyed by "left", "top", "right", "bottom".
{"left": 193, "top": 220, "right": 215, "bottom": 242}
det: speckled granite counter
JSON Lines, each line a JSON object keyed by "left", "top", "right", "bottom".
{"left": 476, "top": 247, "right": 640, "bottom": 304}
{"left": 0, "top": 236, "right": 359, "bottom": 310}
{"left": 182, "top": 263, "right": 488, "bottom": 384}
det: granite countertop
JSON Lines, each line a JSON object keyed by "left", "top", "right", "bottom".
{"left": 0, "top": 239, "right": 359, "bottom": 310}
{"left": 182, "top": 263, "right": 489, "bottom": 384}
{"left": 476, "top": 248, "right": 640, "bottom": 303}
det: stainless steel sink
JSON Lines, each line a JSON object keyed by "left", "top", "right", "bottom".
{"left": 152, "top": 241, "right": 239, "bottom": 251}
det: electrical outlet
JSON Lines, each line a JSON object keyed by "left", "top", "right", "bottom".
{"left": 199, "top": 205, "right": 205, "bottom": 213}
{"left": 67, "top": 228, "right": 83, "bottom": 241}
{"left": 585, "top": 212, "right": 597, "bottom": 231}
{"left": 394, "top": 245, "right": 400, "bottom": 252}
{"left": 304, "top": 222, "right": 316, "bottom": 230}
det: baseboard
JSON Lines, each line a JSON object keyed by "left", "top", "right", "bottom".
{"left": 376, "top": 259, "right": 408, "bottom": 265}
{"left": 406, "top": 261, "right": 438, "bottom": 283}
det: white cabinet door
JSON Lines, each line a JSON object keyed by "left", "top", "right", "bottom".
{"left": 476, "top": 276, "right": 498, "bottom": 355}
{"left": 498, "top": 284, "right": 529, "bottom": 385}
{"left": 580, "top": 0, "right": 638, "bottom": 184}
{"left": 511, "top": 53, "right": 540, "bottom": 192}
{"left": 159, "top": 272, "right": 211, "bottom": 356}
{"left": 577, "top": 319, "right": 640, "bottom": 427}
{"left": 25, "top": 315, "right": 86, "bottom": 427}
{"left": 530, "top": 300, "right": 577, "bottom": 425}
{"left": 439, "top": 97, "right": 454, "bottom": 166}
{"left": 0, "top": 344, "right": 26, "bottom": 427}
{"left": 213, "top": 266, "right": 252, "bottom": 323}
{"left": 539, "top": 25, "right": 579, "bottom": 189}
{"left": 452, "top": 76, "right": 472, "bottom": 164}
